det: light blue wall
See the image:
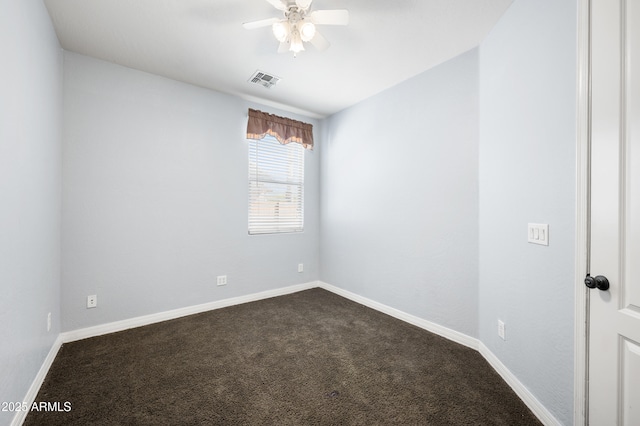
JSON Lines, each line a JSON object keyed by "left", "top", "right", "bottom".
{"left": 0, "top": 0, "right": 63, "bottom": 424}
{"left": 3, "top": 1, "right": 578, "bottom": 423}
{"left": 320, "top": 1, "right": 578, "bottom": 423}
{"left": 478, "top": 0, "right": 576, "bottom": 424}
{"left": 320, "top": 49, "right": 480, "bottom": 337}
{"left": 61, "top": 52, "right": 320, "bottom": 331}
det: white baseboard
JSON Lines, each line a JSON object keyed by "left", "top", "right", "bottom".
{"left": 317, "top": 281, "right": 479, "bottom": 350}
{"left": 20, "top": 280, "right": 559, "bottom": 426}
{"left": 14, "top": 282, "right": 317, "bottom": 425}
{"left": 11, "top": 335, "right": 64, "bottom": 426}
{"left": 318, "top": 281, "right": 560, "bottom": 426}
{"left": 478, "top": 343, "right": 562, "bottom": 426}
{"left": 61, "top": 281, "right": 319, "bottom": 343}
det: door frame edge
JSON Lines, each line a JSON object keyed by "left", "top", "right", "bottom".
{"left": 574, "top": 0, "right": 591, "bottom": 424}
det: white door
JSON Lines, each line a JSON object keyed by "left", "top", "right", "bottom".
{"left": 588, "top": 0, "right": 640, "bottom": 424}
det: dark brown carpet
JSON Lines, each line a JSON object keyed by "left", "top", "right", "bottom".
{"left": 25, "top": 288, "right": 541, "bottom": 425}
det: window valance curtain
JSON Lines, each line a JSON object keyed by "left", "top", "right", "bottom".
{"left": 246, "top": 108, "right": 314, "bottom": 150}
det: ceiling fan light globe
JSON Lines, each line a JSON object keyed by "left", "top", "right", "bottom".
{"left": 272, "top": 22, "right": 288, "bottom": 42}
{"left": 289, "top": 31, "right": 305, "bottom": 53}
{"left": 300, "top": 22, "right": 316, "bottom": 42}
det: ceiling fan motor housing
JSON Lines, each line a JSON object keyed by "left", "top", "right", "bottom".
{"left": 243, "top": 0, "right": 349, "bottom": 54}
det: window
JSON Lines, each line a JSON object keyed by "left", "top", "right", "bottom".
{"left": 248, "top": 135, "right": 304, "bottom": 235}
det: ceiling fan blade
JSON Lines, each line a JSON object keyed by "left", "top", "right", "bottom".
{"left": 295, "top": 0, "right": 313, "bottom": 9}
{"left": 265, "top": 0, "right": 287, "bottom": 11}
{"left": 309, "top": 9, "right": 349, "bottom": 25}
{"left": 310, "top": 30, "right": 330, "bottom": 51}
{"left": 277, "top": 41, "right": 290, "bottom": 54}
{"left": 242, "top": 17, "right": 280, "bottom": 30}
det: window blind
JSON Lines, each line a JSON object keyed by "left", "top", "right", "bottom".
{"left": 248, "top": 135, "right": 304, "bottom": 235}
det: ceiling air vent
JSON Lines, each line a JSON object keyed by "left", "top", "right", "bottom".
{"left": 248, "top": 70, "right": 281, "bottom": 89}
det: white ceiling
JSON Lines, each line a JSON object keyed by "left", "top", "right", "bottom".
{"left": 44, "top": 0, "right": 512, "bottom": 118}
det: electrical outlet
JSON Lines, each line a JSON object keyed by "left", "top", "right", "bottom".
{"left": 47, "top": 312, "right": 51, "bottom": 332}
{"left": 498, "top": 320, "right": 506, "bottom": 340}
{"left": 298, "top": 263, "right": 304, "bottom": 273}
{"left": 87, "top": 295, "right": 97, "bottom": 308}
{"left": 217, "top": 275, "right": 227, "bottom": 286}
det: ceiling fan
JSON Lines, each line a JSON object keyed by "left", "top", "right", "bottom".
{"left": 242, "top": 0, "right": 349, "bottom": 56}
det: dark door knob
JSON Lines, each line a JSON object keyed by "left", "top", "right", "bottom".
{"left": 584, "top": 274, "right": 610, "bottom": 291}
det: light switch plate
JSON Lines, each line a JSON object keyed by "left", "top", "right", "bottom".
{"left": 528, "top": 223, "right": 549, "bottom": 246}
